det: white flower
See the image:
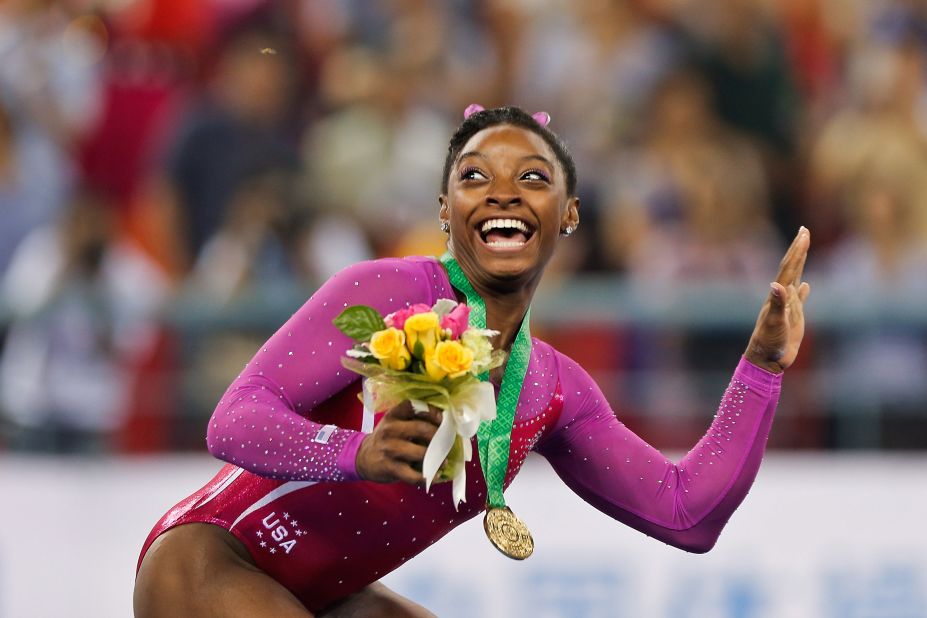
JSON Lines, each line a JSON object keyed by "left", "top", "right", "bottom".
{"left": 431, "top": 298, "right": 458, "bottom": 318}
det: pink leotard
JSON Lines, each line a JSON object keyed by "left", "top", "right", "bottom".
{"left": 138, "top": 256, "right": 782, "bottom": 613}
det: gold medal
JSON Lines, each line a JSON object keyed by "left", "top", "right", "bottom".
{"left": 483, "top": 506, "right": 534, "bottom": 560}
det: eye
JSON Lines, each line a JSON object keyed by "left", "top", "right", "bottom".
{"left": 521, "top": 169, "right": 551, "bottom": 183}
{"left": 460, "top": 166, "right": 488, "bottom": 181}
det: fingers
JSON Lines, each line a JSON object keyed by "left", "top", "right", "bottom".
{"left": 357, "top": 432, "right": 429, "bottom": 485}
{"left": 385, "top": 401, "right": 443, "bottom": 427}
{"left": 384, "top": 438, "right": 428, "bottom": 464}
{"left": 790, "top": 228, "right": 811, "bottom": 287}
{"left": 798, "top": 281, "right": 811, "bottom": 303}
{"left": 391, "top": 419, "right": 440, "bottom": 446}
{"left": 364, "top": 412, "right": 441, "bottom": 485}
{"left": 773, "top": 229, "right": 801, "bottom": 282}
{"left": 385, "top": 400, "right": 416, "bottom": 420}
{"left": 768, "top": 282, "right": 787, "bottom": 313}
{"left": 416, "top": 406, "right": 444, "bottom": 427}
{"left": 388, "top": 461, "right": 425, "bottom": 485}
{"left": 769, "top": 279, "right": 811, "bottom": 307}
{"left": 775, "top": 226, "right": 811, "bottom": 287}
{"left": 383, "top": 438, "right": 434, "bottom": 486}
{"left": 369, "top": 402, "right": 448, "bottom": 486}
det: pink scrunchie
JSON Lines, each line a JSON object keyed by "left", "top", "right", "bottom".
{"left": 463, "top": 103, "right": 551, "bottom": 127}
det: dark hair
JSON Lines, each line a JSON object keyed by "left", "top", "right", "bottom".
{"left": 441, "top": 106, "right": 577, "bottom": 196}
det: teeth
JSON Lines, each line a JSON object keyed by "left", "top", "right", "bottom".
{"left": 486, "top": 240, "right": 526, "bottom": 247}
{"left": 480, "top": 218, "right": 530, "bottom": 234}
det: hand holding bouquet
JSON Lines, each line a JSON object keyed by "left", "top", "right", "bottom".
{"left": 334, "top": 299, "right": 504, "bottom": 507}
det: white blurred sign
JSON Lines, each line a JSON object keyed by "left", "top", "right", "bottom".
{"left": 0, "top": 454, "right": 925, "bottom": 617}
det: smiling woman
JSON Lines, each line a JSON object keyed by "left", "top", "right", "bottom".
{"left": 134, "top": 105, "right": 811, "bottom": 617}
{"left": 441, "top": 124, "right": 575, "bottom": 286}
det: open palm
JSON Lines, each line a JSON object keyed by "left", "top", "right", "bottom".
{"left": 745, "top": 227, "right": 811, "bottom": 373}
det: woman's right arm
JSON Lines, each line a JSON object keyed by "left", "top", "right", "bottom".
{"left": 206, "top": 258, "right": 434, "bottom": 482}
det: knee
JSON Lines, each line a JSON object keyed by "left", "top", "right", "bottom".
{"left": 134, "top": 531, "right": 200, "bottom": 617}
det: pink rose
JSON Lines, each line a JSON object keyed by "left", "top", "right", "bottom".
{"left": 384, "top": 303, "right": 432, "bottom": 330}
{"left": 440, "top": 303, "right": 471, "bottom": 339}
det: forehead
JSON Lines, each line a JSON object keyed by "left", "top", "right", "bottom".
{"left": 457, "top": 124, "right": 557, "bottom": 165}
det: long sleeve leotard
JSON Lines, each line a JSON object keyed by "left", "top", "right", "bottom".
{"left": 140, "top": 256, "right": 782, "bottom": 611}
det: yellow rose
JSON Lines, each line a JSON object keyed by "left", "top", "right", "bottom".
{"left": 403, "top": 311, "right": 441, "bottom": 359}
{"left": 369, "top": 327, "right": 411, "bottom": 371}
{"left": 425, "top": 340, "right": 474, "bottom": 380}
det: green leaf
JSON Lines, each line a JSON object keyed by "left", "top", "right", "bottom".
{"left": 332, "top": 305, "right": 386, "bottom": 341}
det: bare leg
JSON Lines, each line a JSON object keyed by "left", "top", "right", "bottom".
{"left": 134, "top": 523, "right": 313, "bottom": 618}
{"left": 319, "top": 582, "right": 437, "bottom": 618}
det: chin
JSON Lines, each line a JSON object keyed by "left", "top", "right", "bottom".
{"left": 474, "top": 249, "right": 549, "bottom": 289}
{"left": 451, "top": 233, "right": 555, "bottom": 288}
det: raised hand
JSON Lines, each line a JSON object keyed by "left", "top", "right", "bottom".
{"left": 745, "top": 227, "right": 811, "bottom": 373}
{"left": 355, "top": 401, "right": 443, "bottom": 485}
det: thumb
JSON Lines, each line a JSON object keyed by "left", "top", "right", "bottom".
{"left": 768, "top": 282, "right": 787, "bottom": 314}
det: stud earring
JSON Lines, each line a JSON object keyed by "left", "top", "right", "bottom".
{"left": 440, "top": 221, "right": 450, "bottom": 233}
{"left": 561, "top": 226, "right": 575, "bottom": 237}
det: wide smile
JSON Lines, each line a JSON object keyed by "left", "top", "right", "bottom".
{"left": 475, "top": 217, "right": 536, "bottom": 252}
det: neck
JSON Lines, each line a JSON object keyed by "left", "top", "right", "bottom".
{"left": 448, "top": 255, "right": 539, "bottom": 351}
{"left": 477, "top": 280, "right": 535, "bottom": 351}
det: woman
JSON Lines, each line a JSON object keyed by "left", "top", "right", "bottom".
{"left": 134, "top": 106, "right": 811, "bottom": 617}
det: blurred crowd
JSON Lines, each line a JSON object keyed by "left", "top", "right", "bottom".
{"left": 1, "top": 0, "right": 926, "bottom": 453}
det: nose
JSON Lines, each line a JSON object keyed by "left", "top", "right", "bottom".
{"left": 486, "top": 178, "right": 521, "bottom": 209}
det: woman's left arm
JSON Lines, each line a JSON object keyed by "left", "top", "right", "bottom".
{"left": 536, "top": 228, "right": 810, "bottom": 552}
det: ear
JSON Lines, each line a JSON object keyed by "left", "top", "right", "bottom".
{"left": 438, "top": 195, "right": 449, "bottom": 225}
{"left": 562, "top": 196, "right": 580, "bottom": 231}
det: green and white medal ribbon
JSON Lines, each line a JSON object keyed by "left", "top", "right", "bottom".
{"left": 440, "top": 252, "right": 535, "bottom": 559}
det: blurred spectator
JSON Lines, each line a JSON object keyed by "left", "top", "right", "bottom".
{"left": 816, "top": 165, "right": 927, "bottom": 446}
{"left": 164, "top": 22, "right": 300, "bottom": 267}
{"left": 0, "top": 97, "right": 67, "bottom": 274}
{"left": 0, "top": 0, "right": 103, "bottom": 272}
{"left": 300, "top": 208, "right": 376, "bottom": 283}
{"left": 189, "top": 165, "right": 310, "bottom": 304}
{"left": 0, "top": 0, "right": 102, "bottom": 146}
{"left": 811, "top": 28, "right": 927, "bottom": 245}
{"left": 601, "top": 69, "right": 780, "bottom": 284}
{"left": 512, "top": 0, "right": 682, "bottom": 178}
{"left": 303, "top": 43, "right": 448, "bottom": 256}
{"left": 0, "top": 188, "right": 168, "bottom": 452}
{"left": 677, "top": 0, "right": 802, "bottom": 237}
{"left": 825, "top": 167, "right": 927, "bottom": 295}
{"left": 775, "top": 0, "right": 860, "bottom": 109}
{"left": 679, "top": 0, "right": 800, "bottom": 155}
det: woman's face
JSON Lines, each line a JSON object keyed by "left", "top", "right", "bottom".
{"left": 439, "top": 124, "right": 579, "bottom": 291}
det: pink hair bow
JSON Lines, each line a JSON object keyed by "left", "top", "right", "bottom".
{"left": 462, "top": 103, "right": 551, "bottom": 127}
{"left": 463, "top": 103, "right": 485, "bottom": 119}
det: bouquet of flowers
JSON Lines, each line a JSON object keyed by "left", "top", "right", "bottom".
{"left": 333, "top": 299, "right": 504, "bottom": 507}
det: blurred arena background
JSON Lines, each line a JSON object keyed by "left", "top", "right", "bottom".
{"left": 0, "top": 0, "right": 925, "bottom": 616}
